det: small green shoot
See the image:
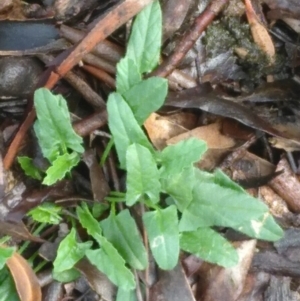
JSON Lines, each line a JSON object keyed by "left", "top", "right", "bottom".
{"left": 19, "top": 88, "right": 84, "bottom": 185}
{"left": 53, "top": 228, "right": 92, "bottom": 274}
{"left": 17, "top": 156, "right": 43, "bottom": 180}
{"left": 27, "top": 202, "right": 63, "bottom": 225}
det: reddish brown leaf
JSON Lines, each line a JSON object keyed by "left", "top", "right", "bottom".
{"left": 6, "top": 252, "right": 42, "bottom": 301}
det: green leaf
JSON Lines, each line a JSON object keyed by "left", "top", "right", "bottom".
{"left": 179, "top": 170, "right": 283, "bottom": 241}
{"left": 100, "top": 210, "right": 147, "bottom": 270}
{"left": 0, "top": 248, "right": 14, "bottom": 270}
{"left": 53, "top": 228, "right": 92, "bottom": 274}
{"left": 92, "top": 203, "right": 109, "bottom": 218}
{"left": 77, "top": 203, "right": 103, "bottom": 238}
{"left": 126, "top": 0, "right": 162, "bottom": 73}
{"left": 34, "top": 88, "right": 84, "bottom": 162}
{"left": 86, "top": 235, "right": 135, "bottom": 290}
{"left": 123, "top": 77, "right": 168, "bottom": 124}
{"left": 143, "top": 205, "right": 179, "bottom": 270}
{"left": 160, "top": 138, "right": 207, "bottom": 177}
{"left": 52, "top": 268, "right": 81, "bottom": 283}
{"left": 126, "top": 143, "right": 160, "bottom": 206}
{"left": 116, "top": 288, "right": 137, "bottom": 301}
{"left": 213, "top": 169, "right": 245, "bottom": 193}
{"left": 78, "top": 204, "right": 137, "bottom": 289}
{"left": 27, "top": 202, "right": 62, "bottom": 224}
{"left": 107, "top": 93, "right": 154, "bottom": 168}
{"left": 43, "top": 152, "right": 80, "bottom": 185}
{"left": 17, "top": 156, "right": 42, "bottom": 180}
{"left": 160, "top": 167, "right": 195, "bottom": 212}
{"left": 116, "top": 58, "right": 141, "bottom": 94}
{"left": 0, "top": 267, "right": 19, "bottom": 301}
{"left": 180, "top": 228, "right": 238, "bottom": 268}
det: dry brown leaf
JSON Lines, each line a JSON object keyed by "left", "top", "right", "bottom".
{"left": 244, "top": 0, "right": 275, "bottom": 64}
{"left": 149, "top": 263, "right": 196, "bottom": 301}
{"left": 6, "top": 252, "right": 41, "bottom": 301}
{"left": 144, "top": 112, "right": 197, "bottom": 150}
{"left": 229, "top": 151, "right": 275, "bottom": 183}
{"left": 167, "top": 122, "right": 236, "bottom": 149}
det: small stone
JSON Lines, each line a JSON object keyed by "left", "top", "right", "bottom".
{"left": 0, "top": 57, "right": 43, "bottom": 98}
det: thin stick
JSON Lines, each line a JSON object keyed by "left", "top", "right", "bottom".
{"left": 151, "top": 0, "right": 229, "bottom": 78}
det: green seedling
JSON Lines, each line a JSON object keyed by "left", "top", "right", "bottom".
{"left": 18, "top": 0, "right": 283, "bottom": 294}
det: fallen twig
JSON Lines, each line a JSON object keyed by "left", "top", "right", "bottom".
{"left": 151, "top": 0, "right": 230, "bottom": 78}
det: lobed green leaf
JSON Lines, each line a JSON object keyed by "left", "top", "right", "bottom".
{"left": 53, "top": 268, "right": 81, "bottom": 283}
{"left": 77, "top": 203, "right": 103, "bottom": 238}
{"left": 77, "top": 203, "right": 137, "bottom": 289}
{"left": 126, "top": 143, "right": 160, "bottom": 206}
{"left": 160, "top": 166, "right": 195, "bottom": 212}
{"left": 126, "top": 1, "right": 162, "bottom": 73}
{"left": 17, "top": 156, "right": 43, "bottom": 180}
{"left": 28, "top": 202, "right": 62, "bottom": 225}
{"left": 180, "top": 228, "right": 239, "bottom": 268}
{"left": 0, "top": 248, "right": 14, "bottom": 270}
{"left": 123, "top": 77, "right": 168, "bottom": 124}
{"left": 34, "top": 88, "right": 84, "bottom": 162}
{"left": 160, "top": 138, "right": 207, "bottom": 177}
{"left": 116, "top": 58, "right": 141, "bottom": 94}
{"left": 43, "top": 152, "right": 80, "bottom": 186}
{"left": 116, "top": 288, "right": 138, "bottom": 301}
{"left": 53, "top": 228, "right": 92, "bottom": 274}
{"left": 100, "top": 210, "right": 147, "bottom": 270}
{"left": 179, "top": 169, "right": 283, "bottom": 241}
{"left": 107, "top": 92, "right": 154, "bottom": 168}
{"left": 143, "top": 205, "right": 179, "bottom": 270}
{"left": 86, "top": 234, "right": 135, "bottom": 291}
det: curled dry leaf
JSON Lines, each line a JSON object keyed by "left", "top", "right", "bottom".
{"left": 144, "top": 112, "right": 198, "bottom": 150}
{"left": 167, "top": 122, "right": 236, "bottom": 149}
{"left": 244, "top": 0, "right": 275, "bottom": 64}
{"left": 226, "top": 151, "right": 276, "bottom": 188}
{"left": 6, "top": 252, "right": 41, "bottom": 301}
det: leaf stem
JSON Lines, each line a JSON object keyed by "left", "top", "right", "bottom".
{"left": 100, "top": 138, "right": 114, "bottom": 166}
